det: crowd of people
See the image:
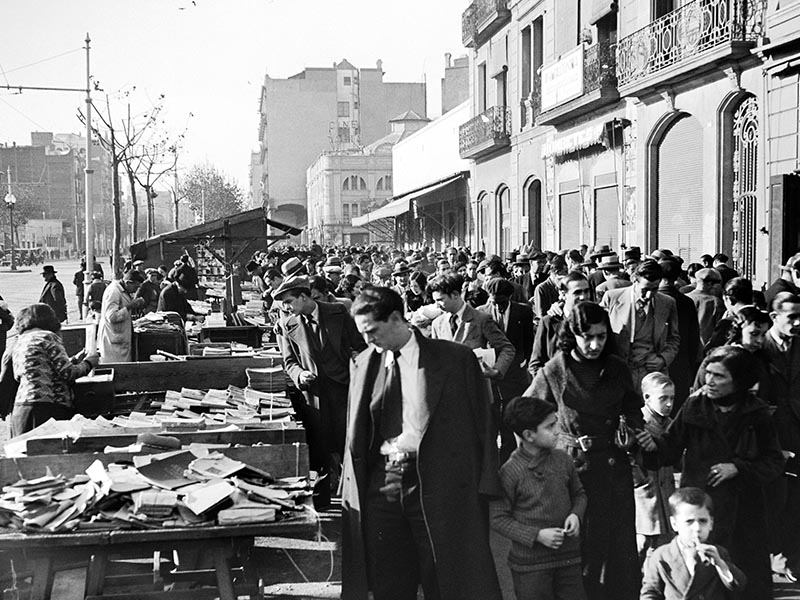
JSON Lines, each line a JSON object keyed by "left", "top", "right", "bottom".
{"left": 248, "top": 240, "right": 799, "bottom": 600}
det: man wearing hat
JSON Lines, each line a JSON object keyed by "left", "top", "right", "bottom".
{"left": 532, "top": 254, "right": 568, "bottom": 321}
{"left": 686, "top": 268, "right": 725, "bottom": 346}
{"left": 99, "top": 270, "right": 146, "bottom": 363}
{"left": 594, "top": 253, "right": 632, "bottom": 302}
{"left": 137, "top": 268, "right": 163, "bottom": 315}
{"left": 85, "top": 271, "right": 108, "bottom": 320}
{"left": 391, "top": 263, "right": 411, "bottom": 296}
{"left": 323, "top": 256, "right": 344, "bottom": 292}
{"left": 157, "top": 271, "right": 203, "bottom": 324}
{"left": 273, "top": 276, "right": 367, "bottom": 509}
{"left": 39, "top": 265, "right": 68, "bottom": 323}
{"left": 281, "top": 256, "right": 305, "bottom": 279}
{"left": 623, "top": 246, "right": 642, "bottom": 276}
{"left": 587, "top": 245, "right": 614, "bottom": 297}
{"left": 477, "top": 276, "right": 534, "bottom": 461}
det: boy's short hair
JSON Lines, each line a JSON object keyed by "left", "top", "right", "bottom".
{"left": 641, "top": 372, "right": 674, "bottom": 394}
{"left": 669, "top": 487, "right": 713, "bottom": 516}
{"left": 503, "top": 396, "right": 557, "bottom": 437}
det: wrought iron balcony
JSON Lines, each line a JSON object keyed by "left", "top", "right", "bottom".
{"left": 461, "top": 0, "right": 510, "bottom": 49}
{"left": 459, "top": 106, "right": 512, "bottom": 160}
{"left": 462, "top": 4, "right": 477, "bottom": 48}
{"left": 617, "top": 0, "right": 765, "bottom": 92}
{"left": 536, "top": 41, "right": 618, "bottom": 127}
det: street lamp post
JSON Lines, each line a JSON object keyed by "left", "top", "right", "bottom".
{"left": 4, "top": 166, "right": 17, "bottom": 272}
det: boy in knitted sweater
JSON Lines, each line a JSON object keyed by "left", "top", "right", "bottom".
{"left": 491, "top": 396, "right": 588, "bottom": 600}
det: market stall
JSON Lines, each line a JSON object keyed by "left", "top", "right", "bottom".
{"left": 129, "top": 208, "right": 302, "bottom": 315}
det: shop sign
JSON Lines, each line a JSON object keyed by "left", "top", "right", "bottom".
{"left": 541, "top": 45, "right": 585, "bottom": 112}
{"left": 541, "top": 123, "right": 606, "bottom": 159}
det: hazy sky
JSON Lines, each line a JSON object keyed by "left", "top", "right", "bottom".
{"left": 1, "top": 0, "right": 465, "bottom": 192}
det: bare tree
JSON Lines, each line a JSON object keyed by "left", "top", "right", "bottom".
{"left": 81, "top": 90, "right": 164, "bottom": 276}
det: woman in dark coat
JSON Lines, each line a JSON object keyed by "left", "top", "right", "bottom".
{"left": 526, "top": 301, "right": 649, "bottom": 600}
{"left": 654, "top": 345, "right": 784, "bottom": 600}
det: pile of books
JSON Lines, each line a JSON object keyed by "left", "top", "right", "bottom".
{"left": 246, "top": 366, "right": 287, "bottom": 393}
{"left": 0, "top": 451, "right": 312, "bottom": 532}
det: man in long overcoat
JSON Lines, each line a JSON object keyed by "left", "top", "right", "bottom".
{"left": 341, "top": 286, "right": 502, "bottom": 600}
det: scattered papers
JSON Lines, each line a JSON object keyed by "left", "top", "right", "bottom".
{"left": 183, "top": 479, "right": 234, "bottom": 515}
{"left": 189, "top": 453, "right": 245, "bottom": 479}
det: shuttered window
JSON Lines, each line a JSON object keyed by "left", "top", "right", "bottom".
{"left": 560, "top": 191, "right": 582, "bottom": 250}
{"left": 594, "top": 186, "right": 618, "bottom": 250}
{"left": 657, "top": 115, "right": 704, "bottom": 261}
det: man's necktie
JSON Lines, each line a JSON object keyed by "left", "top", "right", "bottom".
{"left": 380, "top": 350, "right": 403, "bottom": 441}
{"left": 636, "top": 298, "right": 648, "bottom": 321}
{"left": 304, "top": 314, "right": 321, "bottom": 350}
{"left": 449, "top": 314, "right": 458, "bottom": 337}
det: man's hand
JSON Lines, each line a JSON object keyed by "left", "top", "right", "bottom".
{"left": 563, "top": 514, "right": 580, "bottom": 537}
{"left": 536, "top": 528, "right": 565, "bottom": 549}
{"left": 298, "top": 371, "right": 317, "bottom": 387}
{"left": 635, "top": 429, "right": 657, "bottom": 452}
{"left": 645, "top": 356, "right": 666, "bottom": 372}
{"left": 482, "top": 366, "right": 501, "bottom": 380}
{"left": 708, "top": 462, "right": 738, "bottom": 487}
{"left": 127, "top": 297, "right": 145, "bottom": 311}
{"left": 84, "top": 353, "right": 100, "bottom": 368}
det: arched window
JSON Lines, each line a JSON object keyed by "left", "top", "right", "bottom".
{"left": 376, "top": 177, "right": 383, "bottom": 191}
{"left": 478, "top": 192, "right": 491, "bottom": 250}
{"left": 358, "top": 177, "right": 367, "bottom": 190}
{"left": 342, "top": 178, "right": 350, "bottom": 191}
{"left": 497, "top": 185, "right": 511, "bottom": 256}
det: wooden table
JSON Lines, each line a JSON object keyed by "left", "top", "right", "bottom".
{"left": 0, "top": 444, "right": 313, "bottom": 599}
{"left": 0, "top": 514, "right": 317, "bottom": 600}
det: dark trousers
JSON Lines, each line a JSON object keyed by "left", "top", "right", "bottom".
{"left": 364, "top": 462, "right": 440, "bottom": 600}
{"left": 511, "top": 564, "right": 586, "bottom": 600}
{"left": 11, "top": 402, "right": 75, "bottom": 438}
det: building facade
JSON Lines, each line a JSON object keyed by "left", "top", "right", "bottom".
{"left": 253, "top": 59, "right": 427, "bottom": 228}
{"left": 460, "top": 0, "right": 798, "bottom": 287}
{"left": 306, "top": 112, "right": 428, "bottom": 246}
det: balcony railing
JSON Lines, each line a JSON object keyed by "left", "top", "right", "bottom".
{"left": 461, "top": 0, "right": 510, "bottom": 48}
{"left": 584, "top": 41, "right": 618, "bottom": 92}
{"left": 462, "top": 4, "right": 476, "bottom": 47}
{"left": 617, "top": 0, "right": 765, "bottom": 89}
{"left": 459, "top": 105, "right": 512, "bottom": 159}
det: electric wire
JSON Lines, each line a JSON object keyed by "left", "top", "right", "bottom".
{"left": 0, "top": 96, "right": 50, "bottom": 131}
{"left": 2, "top": 48, "right": 82, "bottom": 76}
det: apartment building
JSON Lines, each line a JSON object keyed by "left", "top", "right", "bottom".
{"left": 253, "top": 59, "right": 426, "bottom": 229}
{"left": 460, "top": 0, "right": 799, "bottom": 286}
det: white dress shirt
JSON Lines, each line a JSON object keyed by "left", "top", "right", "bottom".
{"left": 380, "top": 330, "right": 426, "bottom": 455}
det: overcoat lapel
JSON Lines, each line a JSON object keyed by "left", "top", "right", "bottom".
{"left": 284, "top": 317, "right": 318, "bottom": 375}
{"left": 417, "top": 332, "right": 444, "bottom": 428}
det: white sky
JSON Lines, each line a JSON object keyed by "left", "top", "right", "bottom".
{"left": 1, "top": 0, "right": 465, "bottom": 192}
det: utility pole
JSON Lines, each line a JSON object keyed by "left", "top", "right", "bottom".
{"left": 84, "top": 33, "right": 94, "bottom": 305}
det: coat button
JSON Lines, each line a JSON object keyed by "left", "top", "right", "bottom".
{"left": 608, "top": 457, "right": 616, "bottom": 466}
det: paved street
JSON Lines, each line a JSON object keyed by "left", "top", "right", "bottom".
{"left": 0, "top": 257, "right": 101, "bottom": 330}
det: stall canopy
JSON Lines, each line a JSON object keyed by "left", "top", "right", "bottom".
{"left": 353, "top": 171, "right": 469, "bottom": 229}
{"left": 130, "top": 207, "right": 301, "bottom": 267}
{"left": 130, "top": 207, "right": 302, "bottom": 310}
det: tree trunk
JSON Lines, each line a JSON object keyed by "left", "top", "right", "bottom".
{"left": 111, "top": 150, "right": 122, "bottom": 279}
{"left": 146, "top": 185, "right": 154, "bottom": 238}
{"left": 128, "top": 168, "right": 139, "bottom": 242}
{"left": 173, "top": 189, "right": 179, "bottom": 230}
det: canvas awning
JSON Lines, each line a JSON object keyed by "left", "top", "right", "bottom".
{"left": 353, "top": 172, "right": 468, "bottom": 227}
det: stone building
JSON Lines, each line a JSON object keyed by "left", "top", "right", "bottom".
{"left": 306, "top": 111, "right": 428, "bottom": 246}
{"left": 459, "top": 0, "right": 799, "bottom": 285}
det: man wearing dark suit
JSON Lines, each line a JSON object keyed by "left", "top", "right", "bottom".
{"left": 39, "top": 265, "right": 67, "bottom": 323}
{"left": 658, "top": 258, "right": 702, "bottom": 409}
{"left": 712, "top": 253, "right": 739, "bottom": 286}
{"left": 532, "top": 254, "right": 568, "bottom": 321}
{"left": 427, "top": 271, "right": 515, "bottom": 379}
{"left": 478, "top": 277, "right": 534, "bottom": 461}
{"left": 341, "top": 287, "right": 502, "bottom": 600}
{"left": 601, "top": 260, "right": 680, "bottom": 391}
{"left": 528, "top": 271, "right": 591, "bottom": 378}
{"left": 761, "top": 292, "right": 800, "bottom": 580}
{"left": 274, "top": 276, "right": 367, "bottom": 508}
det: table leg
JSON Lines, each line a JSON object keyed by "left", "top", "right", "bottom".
{"left": 212, "top": 545, "right": 236, "bottom": 600}
{"left": 84, "top": 551, "right": 108, "bottom": 598}
{"left": 28, "top": 556, "right": 54, "bottom": 600}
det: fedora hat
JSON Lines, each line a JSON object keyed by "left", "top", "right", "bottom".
{"left": 596, "top": 253, "right": 624, "bottom": 270}
{"left": 41, "top": 265, "right": 57, "bottom": 275}
{"left": 392, "top": 263, "right": 411, "bottom": 277}
{"left": 623, "top": 246, "right": 642, "bottom": 262}
{"left": 273, "top": 276, "right": 311, "bottom": 300}
{"left": 281, "top": 256, "right": 303, "bottom": 277}
{"left": 589, "top": 244, "right": 614, "bottom": 260}
{"left": 322, "top": 256, "right": 343, "bottom": 272}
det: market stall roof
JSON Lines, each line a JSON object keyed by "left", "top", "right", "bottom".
{"left": 130, "top": 208, "right": 302, "bottom": 261}
{"left": 352, "top": 172, "right": 468, "bottom": 227}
